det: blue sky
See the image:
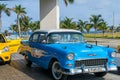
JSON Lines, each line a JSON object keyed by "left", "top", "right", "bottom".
{"left": 0, "top": 0, "right": 120, "bottom": 32}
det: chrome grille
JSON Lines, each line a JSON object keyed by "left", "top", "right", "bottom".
{"left": 75, "top": 59, "right": 108, "bottom": 67}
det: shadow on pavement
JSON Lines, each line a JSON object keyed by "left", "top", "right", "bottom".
{"left": 110, "top": 67, "right": 120, "bottom": 75}
{"left": 9, "top": 56, "right": 106, "bottom": 80}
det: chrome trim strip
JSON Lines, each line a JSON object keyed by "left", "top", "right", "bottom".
{"left": 62, "top": 65, "right": 117, "bottom": 75}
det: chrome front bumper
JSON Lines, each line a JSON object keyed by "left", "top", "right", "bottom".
{"left": 62, "top": 65, "right": 117, "bottom": 75}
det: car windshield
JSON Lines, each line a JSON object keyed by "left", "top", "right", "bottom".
{"left": 47, "top": 32, "right": 84, "bottom": 44}
{"left": 5, "top": 35, "right": 20, "bottom": 40}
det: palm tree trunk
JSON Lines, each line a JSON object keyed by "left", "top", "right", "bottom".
{"left": 0, "top": 13, "right": 2, "bottom": 33}
{"left": 17, "top": 15, "right": 21, "bottom": 37}
{"left": 94, "top": 27, "right": 97, "bottom": 40}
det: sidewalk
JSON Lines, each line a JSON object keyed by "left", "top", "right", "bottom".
{"left": 86, "top": 38, "right": 120, "bottom": 49}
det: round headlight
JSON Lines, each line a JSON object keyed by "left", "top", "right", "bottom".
{"left": 67, "top": 53, "right": 74, "bottom": 60}
{"left": 111, "top": 52, "right": 116, "bottom": 57}
{"left": 2, "top": 46, "right": 9, "bottom": 53}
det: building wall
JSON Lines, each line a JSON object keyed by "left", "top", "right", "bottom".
{"left": 40, "top": 0, "right": 59, "bottom": 30}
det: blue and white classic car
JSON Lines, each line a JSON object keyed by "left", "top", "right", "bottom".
{"left": 20, "top": 29, "right": 117, "bottom": 80}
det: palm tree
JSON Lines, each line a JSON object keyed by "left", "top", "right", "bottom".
{"left": 9, "top": 24, "right": 18, "bottom": 33}
{"left": 84, "top": 24, "right": 92, "bottom": 33}
{"left": 29, "top": 21, "right": 40, "bottom": 32}
{"left": 60, "top": 17, "right": 77, "bottom": 29}
{"left": 89, "top": 14, "right": 103, "bottom": 40}
{"left": 19, "top": 15, "right": 32, "bottom": 33}
{"left": 116, "top": 26, "right": 120, "bottom": 32}
{"left": 12, "top": 5, "right": 26, "bottom": 37}
{"left": 77, "top": 20, "right": 87, "bottom": 33}
{"left": 0, "top": 4, "right": 10, "bottom": 32}
{"left": 98, "top": 21, "right": 108, "bottom": 37}
{"left": 64, "top": 0, "right": 74, "bottom": 6}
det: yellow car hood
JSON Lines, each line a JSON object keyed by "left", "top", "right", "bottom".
{"left": 0, "top": 43, "right": 8, "bottom": 50}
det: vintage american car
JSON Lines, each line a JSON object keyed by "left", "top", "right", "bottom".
{"left": 0, "top": 34, "right": 21, "bottom": 64}
{"left": 20, "top": 29, "right": 117, "bottom": 80}
{"left": 6, "top": 35, "right": 21, "bottom": 54}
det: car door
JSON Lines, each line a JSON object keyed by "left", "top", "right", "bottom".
{"left": 29, "top": 32, "right": 47, "bottom": 66}
{"left": 8, "top": 38, "right": 21, "bottom": 54}
{"left": 4, "top": 35, "right": 21, "bottom": 54}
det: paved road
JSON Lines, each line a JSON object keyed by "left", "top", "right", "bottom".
{"left": 0, "top": 38, "right": 120, "bottom": 80}
{"left": 86, "top": 38, "right": 120, "bottom": 49}
{"left": 0, "top": 54, "right": 120, "bottom": 80}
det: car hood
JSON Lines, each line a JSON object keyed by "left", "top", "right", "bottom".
{"left": 47, "top": 43, "right": 108, "bottom": 60}
{"left": 0, "top": 43, "right": 8, "bottom": 50}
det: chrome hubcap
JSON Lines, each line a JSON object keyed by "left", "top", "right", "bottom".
{"left": 52, "top": 61, "right": 62, "bottom": 80}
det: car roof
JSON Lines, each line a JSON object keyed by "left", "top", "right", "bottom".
{"left": 34, "top": 29, "right": 81, "bottom": 34}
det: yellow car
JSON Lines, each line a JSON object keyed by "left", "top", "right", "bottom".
{"left": 117, "top": 44, "right": 120, "bottom": 52}
{"left": 0, "top": 34, "right": 21, "bottom": 64}
{"left": 19, "top": 40, "right": 30, "bottom": 55}
{"left": 6, "top": 35, "right": 21, "bottom": 54}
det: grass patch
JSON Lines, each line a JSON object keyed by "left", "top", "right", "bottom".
{"left": 84, "top": 32, "right": 120, "bottom": 39}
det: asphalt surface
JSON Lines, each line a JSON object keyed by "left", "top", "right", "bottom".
{"left": 0, "top": 53, "right": 120, "bottom": 80}
{"left": 0, "top": 38, "right": 120, "bottom": 80}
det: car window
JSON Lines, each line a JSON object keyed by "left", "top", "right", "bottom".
{"left": 38, "top": 33, "right": 46, "bottom": 43}
{"left": 0, "top": 35, "right": 5, "bottom": 43}
{"left": 47, "top": 32, "right": 84, "bottom": 43}
{"left": 31, "top": 33, "right": 39, "bottom": 42}
{"left": 5, "top": 35, "right": 20, "bottom": 40}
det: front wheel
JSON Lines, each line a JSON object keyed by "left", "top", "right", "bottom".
{"left": 5, "top": 56, "right": 11, "bottom": 64}
{"left": 51, "top": 61, "right": 68, "bottom": 80}
{"left": 5, "top": 60, "right": 11, "bottom": 64}
{"left": 94, "top": 72, "right": 107, "bottom": 77}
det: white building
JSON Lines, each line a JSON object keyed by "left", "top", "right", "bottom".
{"left": 40, "top": 0, "right": 59, "bottom": 30}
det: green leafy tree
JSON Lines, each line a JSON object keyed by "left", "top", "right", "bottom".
{"left": 0, "top": 4, "right": 10, "bottom": 32}
{"left": 77, "top": 20, "right": 87, "bottom": 33}
{"left": 116, "top": 26, "right": 120, "bottom": 32}
{"left": 12, "top": 5, "right": 26, "bottom": 37}
{"left": 89, "top": 14, "right": 103, "bottom": 39}
{"left": 9, "top": 24, "right": 18, "bottom": 33}
{"left": 60, "top": 17, "right": 77, "bottom": 29}
{"left": 98, "top": 21, "right": 108, "bottom": 37}
{"left": 29, "top": 21, "right": 40, "bottom": 32}
{"left": 19, "top": 15, "right": 32, "bottom": 33}
{"left": 64, "top": 0, "right": 74, "bottom": 6}
{"left": 84, "top": 24, "right": 92, "bottom": 33}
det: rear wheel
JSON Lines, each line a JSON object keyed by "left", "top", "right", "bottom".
{"left": 6, "top": 60, "right": 11, "bottom": 64}
{"left": 25, "top": 55, "right": 32, "bottom": 67}
{"left": 94, "top": 72, "right": 107, "bottom": 77}
{"left": 50, "top": 61, "right": 68, "bottom": 80}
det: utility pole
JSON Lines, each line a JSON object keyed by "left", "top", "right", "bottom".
{"left": 112, "top": 11, "right": 114, "bottom": 38}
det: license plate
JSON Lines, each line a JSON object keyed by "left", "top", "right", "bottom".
{"left": 88, "top": 67, "right": 103, "bottom": 72}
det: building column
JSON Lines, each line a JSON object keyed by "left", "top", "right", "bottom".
{"left": 40, "top": 0, "right": 59, "bottom": 30}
